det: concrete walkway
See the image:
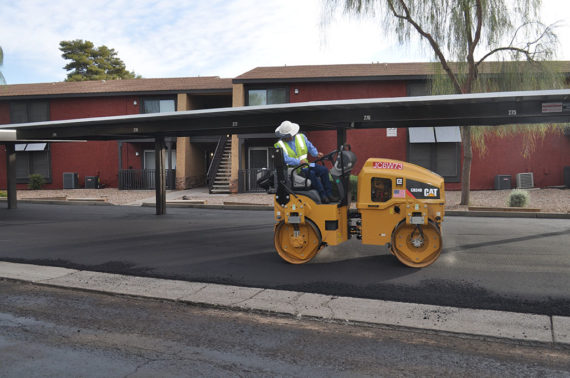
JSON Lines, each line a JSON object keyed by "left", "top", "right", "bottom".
{"left": 1, "top": 261, "right": 568, "bottom": 346}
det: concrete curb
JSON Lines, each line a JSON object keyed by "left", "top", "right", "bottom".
{"left": 445, "top": 210, "right": 570, "bottom": 219}
{"left": 1, "top": 198, "right": 112, "bottom": 206}
{"left": 141, "top": 202, "right": 273, "bottom": 211}
{"left": 0, "top": 261, "right": 567, "bottom": 346}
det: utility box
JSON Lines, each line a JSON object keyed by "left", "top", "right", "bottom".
{"left": 63, "top": 172, "right": 78, "bottom": 189}
{"left": 494, "top": 175, "right": 511, "bottom": 190}
{"left": 85, "top": 176, "right": 99, "bottom": 189}
{"left": 564, "top": 166, "right": 570, "bottom": 188}
{"left": 516, "top": 172, "right": 534, "bottom": 189}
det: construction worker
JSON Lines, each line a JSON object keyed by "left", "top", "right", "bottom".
{"left": 274, "top": 120, "right": 338, "bottom": 203}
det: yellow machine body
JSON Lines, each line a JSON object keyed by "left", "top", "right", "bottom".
{"left": 274, "top": 196, "right": 348, "bottom": 246}
{"left": 356, "top": 158, "right": 445, "bottom": 246}
{"left": 270, "top": 154, "right": 446, "bottom": 268}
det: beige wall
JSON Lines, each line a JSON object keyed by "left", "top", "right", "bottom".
{"left": 176, "top": 93, "right": 207, "bottom": 189}
{"left": 230, "top": 84, "right": 245, "bottom": 193}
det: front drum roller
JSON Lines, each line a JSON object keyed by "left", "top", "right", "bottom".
{"left": 390, "top": 220, "right": 442, "bottom": 268}
{"left": 274, "top": 219, "right": 322, "bottom": 264}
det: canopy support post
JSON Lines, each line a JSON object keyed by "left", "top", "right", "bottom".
{"left": 6, "top": 143, "right": 17, "bottom": 209}
{"left": 155, "top": 136, "right": 166, "bottom": 215}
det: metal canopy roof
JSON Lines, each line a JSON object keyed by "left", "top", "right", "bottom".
{"left": 2, "top": 89, "right": 570, "bottom": 141}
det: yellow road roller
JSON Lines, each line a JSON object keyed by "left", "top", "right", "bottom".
{"left": 258, "top": 146, "right": 445, "bottom": 268}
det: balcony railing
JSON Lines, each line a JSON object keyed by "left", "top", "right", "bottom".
{"left": 118, "top": 169, "right": 176, "bottom": 190}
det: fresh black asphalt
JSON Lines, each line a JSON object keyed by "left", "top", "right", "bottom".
{"left": 1, "top": 203, "right": 569, "bottom": 316}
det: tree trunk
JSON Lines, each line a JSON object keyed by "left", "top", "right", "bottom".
{"left": 460, "top": 126, "right": 472, "bottom": 206}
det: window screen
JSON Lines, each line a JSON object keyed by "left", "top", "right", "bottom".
{"left": 10, "top": 102, "right": 49, "bottom": 123}
{"left": 435, "top": 143, "right": 459, "bottom": 177}
{"left": 408, "top": 143, "right": 432, "bottom": 170}
{"left": 248, "top": 90, "right": 266, "bottom": 106}
{"left": 28, "top": 102, "right": 50, "bottom": 122}
{"left": 408, "top": 126, "right": 461, "bottom": 182}
{"left": 408, "top": 142, "right": 460, "bottom": 181}
{"left": 247, "top": 88, "right": 289, "bottom": 106}
{"left": 143, "top": 98, "right": 175, "bottom": 113}
{"left": 16, "top": 149, "right": 51, "bottom": 180}
{"left": 267, "top": 88, "right": 288, "bottom": 104}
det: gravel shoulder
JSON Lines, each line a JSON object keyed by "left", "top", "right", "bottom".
{"left": 12, "top": 187, "right": 570, "bottom": 213}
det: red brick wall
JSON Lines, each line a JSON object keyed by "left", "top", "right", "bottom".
{"left": 289, "top": 81, "right": 407, "bottom": 102}
{"left": 446, "top": 131, "right": 570, "bottom": 190}
{"left": 0, "top": 103, "right": 10, "bottom": 125}
{"left": 292, "top": 81, "right": 409, "bottom": 173}
{"left": 0, "top": 96, "right": 140, "bottom": 189}
{"left": 50, "top": 96, "right": 139, "bottom": 120}
{"left": 287, "top": 81, "right": 570, "bottom": 189}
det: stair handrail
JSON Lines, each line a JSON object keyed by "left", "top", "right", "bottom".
{"left": 207, "top": 135, "right": 229, "bottom": 192}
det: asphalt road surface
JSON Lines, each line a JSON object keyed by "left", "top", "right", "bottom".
{"left": 2, "top": 280, "right": 569, "bottom": 377}
{"left": 0, "top": 203, "right": 569, "bottom": 316}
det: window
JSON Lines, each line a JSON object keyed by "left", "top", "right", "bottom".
{"left": 408, "top": 127, "right": 461, "bottom": 182}
{"left": 143, "top": 150, "right": 177, "bottom": 169}
{"left": 10, "top": 102, "right": 51, "bottom": 182}
{"left": 10, "top": 102, "right": 49, "bottom": 123}
{"left": 15, "top": 143, "right": 51, "bottom": 182}
{"left": 371, "top": 177, "right": 392, "bottom": 202}
{"left": 142, "top": 98, "right": 176, "bottom": 113}
{"left": 247, "top": 88, "right": 288, "bottom": 106}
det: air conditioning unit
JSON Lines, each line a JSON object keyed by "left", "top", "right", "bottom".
{"left": 63, "top": 172, "right": 78, "bottom": 189}
{"left": 85, "top": 176, "right": 99, "bottom": 189}
{"left": 516, "top": 172, "right": 534, "bottom": 189}
{"left": 494, "top": 175, "right": 511, "bottom": 190}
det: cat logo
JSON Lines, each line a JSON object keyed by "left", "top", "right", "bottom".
{"left": 424, "top": 188, "right": 439, "bottom": 197}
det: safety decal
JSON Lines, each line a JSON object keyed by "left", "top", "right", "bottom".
{"left": 372, "top": 161, "right": 403, "bottom": 170}
{"left": 406, "top": 179, "right": 440, "bottom": 199}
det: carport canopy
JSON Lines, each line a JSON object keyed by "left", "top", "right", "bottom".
{"left": 2, "top": 89, "right": 570, "bottom": 213}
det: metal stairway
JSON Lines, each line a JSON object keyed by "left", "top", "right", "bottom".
{"left": 208, "top": 137, "right": 232, "bottom": 194}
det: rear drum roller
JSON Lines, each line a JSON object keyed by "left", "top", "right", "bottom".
{"left": 274, "top": 219, "right": 322, "bottom": 264}
{"left": 390, "top": 220, "right": 442, "bottom": 268}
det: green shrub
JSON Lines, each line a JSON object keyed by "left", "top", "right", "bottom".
{"left": 0, "top": 191, "right": 6, "bottom": 198}
{"left": 507, "top": 189, "right": 530, "bottom": 207}
{"left": 28, "top": 174, "right": 45, "bottom": 190}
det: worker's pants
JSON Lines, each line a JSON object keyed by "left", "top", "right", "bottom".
{"left": 302, "top": 164, "right": 333, "bottom": 199}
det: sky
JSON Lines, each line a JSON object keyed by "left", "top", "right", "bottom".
{"left": 1, "top": 0, "right": 570, "bottom": 85}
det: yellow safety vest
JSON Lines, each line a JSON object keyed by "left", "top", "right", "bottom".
{"left": 274, "top": 134, "right": 308, "bottom": 165}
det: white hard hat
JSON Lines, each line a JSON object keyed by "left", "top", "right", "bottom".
{"left": 275, "top": 120, "right": 300, "bottom": 138}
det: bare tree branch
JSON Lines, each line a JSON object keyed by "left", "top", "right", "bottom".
{"left": 476, "top": 46, "right": 536, "bottom": 65}
{"left": 388, "top": 0, "right": 464, "bottom": 93}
